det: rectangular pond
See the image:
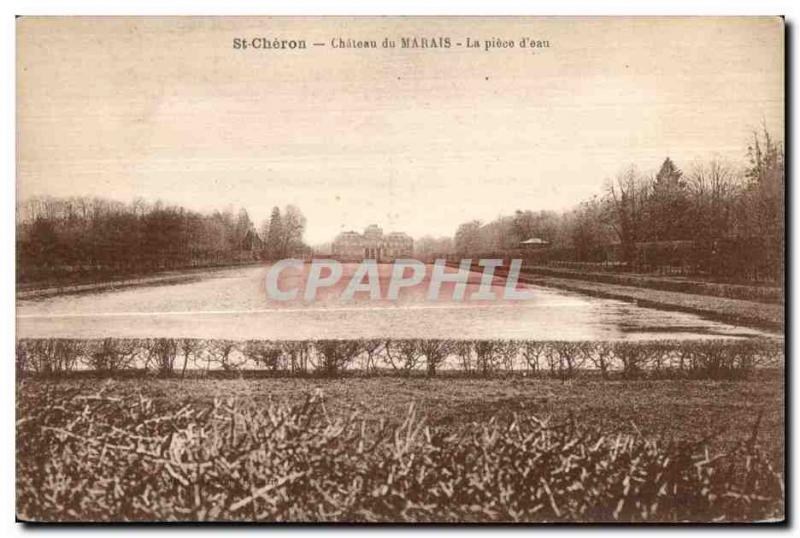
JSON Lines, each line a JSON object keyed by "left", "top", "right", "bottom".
{"left": 16, "top": 263, "right": 774, "bottom": 341}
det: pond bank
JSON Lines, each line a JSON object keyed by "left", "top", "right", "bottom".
{"left": 516, "top": 272, "right": 784, "bottom": 333}
{"left": 522, "top": 265, "right": 783, "bottom": 304}
{"left": 16, "top": 262, "right": 263, "bottom": 300}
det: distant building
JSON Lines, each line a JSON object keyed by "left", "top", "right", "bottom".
{"left": 520, "top": 237, "right": 550, "bottom": 249}
{"left": 332, "top": 224, "right": 413, "bottom": 261}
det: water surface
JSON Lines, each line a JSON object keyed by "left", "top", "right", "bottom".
{"left": 16, "top": 263, "right": 770, "bottom": 340}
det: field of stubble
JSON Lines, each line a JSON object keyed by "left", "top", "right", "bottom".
{"left": 17, "top": 373, "right": 784, "bottom": 523}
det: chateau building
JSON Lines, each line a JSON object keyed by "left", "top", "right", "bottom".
{"left": 332, "top": 224, "right": 414, "bottom": 261}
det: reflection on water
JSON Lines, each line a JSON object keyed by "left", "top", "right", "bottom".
{"left": 16, "top": 264, "right": 771, "bottom": 341}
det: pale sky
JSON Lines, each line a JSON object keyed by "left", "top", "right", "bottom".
{"left": 17, "top": 17, "right": 784, "bottom": 244}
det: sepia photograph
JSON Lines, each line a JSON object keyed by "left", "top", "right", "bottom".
{"left": 14, "top": 15, "right": 785, "bottom": 523}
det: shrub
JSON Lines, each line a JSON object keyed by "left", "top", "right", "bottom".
{"left": 453, "top": 341, "right": 477, "bottom": 376}
{"left": 383, "top": 340, "right": 424, "bottom": 376}
{"left": 358, "top": 340, "right": 385, "bottom": 375}
{"left": 313, "top": 340, "right": 363, "bottom": 376}
{"left": 178, "top": 339, "right": 203, "bottom": 378}
{"left": 16, "top": 341, "right": 28, "bottom": 378}
{"left": 418, "top": 339, "right": 455, "bottom": 377}
{"left": 612, "top": 342, "right": 649, "bottom": 380}
{"left": 472, "top": 340, "right": 518, "bottom": 377}
{"left": 144, "top": 338, "right": 179, "bottom": 377}
{"left": 204, "top": 340, "right": 243, "bottom": 372}
{"left": 546, "top": 341, "right": 589, "bottom": 381}
{"left": 520, "top": 341, "right": 547, "bottom": 375}
{"left": 587, "top": 341, "right": 614, "bottom": 379}
{"left": 243, "top": 341, "right": 285, "bottom": 371}
{"left": 14, "top": 337, "right": 783, "bottom": 381}
{"left": 83, "top": 338, "right": 141, "bottom": 374}
{"left": 282, "top": 341, "right": 313, "bottom": 375}
{"left": 17, "top": 339, "right": 83, "bottom": 375}
{"left": 16, "top": 386, "right": 784, "bottom": 522}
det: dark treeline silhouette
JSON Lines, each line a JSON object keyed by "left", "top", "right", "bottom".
{"left": 16, "top": 197, "right": 308, "bottom": 285}
{"left": 451, "top": 129, "right": 784, "bottom": 282}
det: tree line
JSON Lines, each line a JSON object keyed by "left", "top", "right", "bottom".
{"left": 16, "top": 196, "right": 308, "bottom": 284}
{"left": 451, "top": 129, "right": 784, "bottom": 281}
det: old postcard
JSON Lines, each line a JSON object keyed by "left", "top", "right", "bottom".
{"left": 15, "top": 16, "right": 784, "bottom": 523}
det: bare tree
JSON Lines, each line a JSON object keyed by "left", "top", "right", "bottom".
{"left": 383, "top": 340, "right": 424, "bottom": 377}
{"left": 145, "top": 338, "right": 179, "bottom": 377}
{"left": 314, "top": 340, "right": 363, "bottom": 377}
{"left": 280, "top": 205, "right": 307, "bottom": 257}
{"left": 418, "top": 339, "right": 455, "bottom": 377}
{"left": 543, "top": 341, "right": 587, "bottom": 381}
{"left": 521, "top": 341, "right": 547, "bottom": 375}
{"left": 282, "top": 341, "right": 312, "bottom": 375}
{"left": 474, "top": 340, "right": 518, "bottom": 377}
{"left": 176, "top": 339, "right": 202, "bottom": 379}
{"left": 454, "top": 341, "right": 476, "bottom": 376}
{"left": 205, "top": 340, "right": 242, "bottom": 372}
{"left": 587, "top": 341, "right": 614, "bottom": 380}
{"left": 84, "top": 338, "right": 141, "bottom": 374}
{"left": 612, "top": 342, "right": 647, "bottom": 380}
{"left": 688, "top": 158, "right": 742, "bottom": 243}
{"left": 454, "top": 220, "right": 483, "bottom": 255}
{"left": 604, "top": 166, "right": 649, "bottom": 265}
{"left": 359, "top": 339, "right": 385, "bottom": 374}
{"left": 18, "top": 339, "right": 83, "bottom": 375}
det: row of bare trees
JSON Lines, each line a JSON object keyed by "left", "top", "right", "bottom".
{"left": 452, "top": 130, "right": 784, "bottom": 281}
{"left": 16, "top": 338, "right": 782, "bottom": 380}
